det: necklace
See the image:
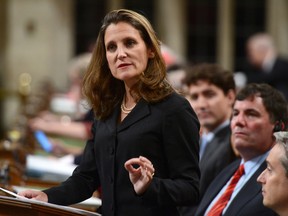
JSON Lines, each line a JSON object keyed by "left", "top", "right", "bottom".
{"left": 121, "top": 99, "right": 136, "bottom": 114}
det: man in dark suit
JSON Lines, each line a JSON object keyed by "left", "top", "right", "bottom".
{"left": 195, "top": 83, "right": 288, "bottom": 216}
{"left": 246, "top": 33, "right": 288, "bottom": 99}
{"left": 179, "top": 63, "right": 238, "bottom": 215}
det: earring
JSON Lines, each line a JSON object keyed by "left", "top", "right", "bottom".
{"left": 274, "top": 120, "right": 286, "bottom": 132}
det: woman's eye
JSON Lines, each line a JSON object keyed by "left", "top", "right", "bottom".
{"left": 126, "top": 39, "right": 136, "bottom": 47}
{"left": 107, "top": 44, "right": 116, "bottom": 52}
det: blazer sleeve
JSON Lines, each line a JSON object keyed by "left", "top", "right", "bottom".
{"left": 141, "top": 96, "right": 200, "bottom": 206}
{"left": 43, "top": 121, "right": 100, "bottom": 205}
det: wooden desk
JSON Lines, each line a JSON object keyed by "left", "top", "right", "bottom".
{"left": 0, "top": 136, "right": 101, "bottom": 214}
{"left": 0, "top": 195, "right": 101, "bottom": 216}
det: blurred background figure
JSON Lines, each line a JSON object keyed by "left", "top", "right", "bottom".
{"left": 21, "top": 52, "right": 94, "bottom": 188}
{"left": 179, "top": 63, "right": 238, "bottom": 215}
{"left": 28, "top": 53, "right": 93, "bottom": 163}
{"left": 49, "top": 52, "right": 92, "bottom": 119}
{"left": 161, "top": 44, "right": 186, "bottom": 91}
{"left": 29, "top": 109, "right": 93, "bottom": 165}
{"left": 245, "top": 33, "right": 288, "bottom": 99}
{"left": 257, "top": 131, "right": 288, "bottom": 216}
{"left": 166, "top": 64, "right": 186, "bottom": 92}
{"left": 161, "top": 43, "right": 184, "bottom": 69}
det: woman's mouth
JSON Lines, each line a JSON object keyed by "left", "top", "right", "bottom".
{"left": 118, "top": 63, "right": 131, "bottom": 68}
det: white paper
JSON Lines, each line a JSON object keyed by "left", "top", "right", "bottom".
{"left": 0, "top": 187, "right": 28, "bottom": 199}
{"left": 12, "top": 185, "right": 102, "bottom": 208}
{"left": 26, "top": 154, "right": 77, "bottom": 176}
{"left": 0, "top": 188, "right": 101, "bottom": 216}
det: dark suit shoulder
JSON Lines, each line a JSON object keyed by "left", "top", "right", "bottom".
{"left": 199, "top": 125, "right": 237, "bottom": 196}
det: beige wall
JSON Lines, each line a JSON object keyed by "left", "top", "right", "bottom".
{"left": 106, "top": 0, "right": 124, "bottom": 11}
{"left": 217, "top": 0, "right": 235, "bottom": 71}
{"left": 155, "top": 0, "right": 187, "bottom": 59}
{"left": 2, "top": 0, "right": 74, "bottom": 128}
{"left": 266, "top": 0, "right": 288, "bottom": 57}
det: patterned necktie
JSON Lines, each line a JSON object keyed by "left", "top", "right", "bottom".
{"left": 207, "top": 164, "right": 245, "bottom": 216}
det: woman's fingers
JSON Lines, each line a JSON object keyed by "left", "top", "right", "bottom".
{"left": 125, "top": 156, "right": 155, "bottom": 177}
{"left": 139, "top": 156, "right": 155, "bottom": 177}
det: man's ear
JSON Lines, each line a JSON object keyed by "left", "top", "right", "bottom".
{"left": 227, "top": 89, "right": 236, "bottom": 106}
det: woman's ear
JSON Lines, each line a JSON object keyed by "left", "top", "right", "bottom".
{"left": 148, "top": 49, "right": 155, "bottom": 58}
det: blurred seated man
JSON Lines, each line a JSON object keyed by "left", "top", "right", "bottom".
{"left": 28, "top": 53, "right": 93, "bottom": 163}
{"left": 161, "top": 44, "right": 186, "bottom": 92}
{"left": 29, "top": 109, "right": 93, "bottom": 164}
{"left": 29, "top": 109, "right": 93, "bottom": 146}
{"left": 179, "top": 63, "right": 238, "bottom": 215}
{"left": 195, "top": 83, "right": 286, "bottom": 216}
{"left": 257, "top": 131, "right": 288, "bottom": 216}
{"left": 245, "top": 33, "right": 288, "bottom": 99}
{"left": 184, "top": 64, "right": 238, "bottom": 194}
{"left": 166, "top": 64, "right": 186, "bottom": 91}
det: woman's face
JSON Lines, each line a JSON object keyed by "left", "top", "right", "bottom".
{"left": 104, "top": 22, "right": 154, "bottom": 87}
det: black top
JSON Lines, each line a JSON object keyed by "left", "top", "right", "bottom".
{"left": 44, "top": 93, "right": 200, "bottom": 216}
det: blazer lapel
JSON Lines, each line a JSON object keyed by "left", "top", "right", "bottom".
{"left": 197, "top": 160, "right": 241, "bottom": 215}
{"left": 104, "top": 104, "right": 120, "bottom": 134}
{"left": 223, "top": 161, "right": 266, "bottom": 216}
{"left": 200, "top": 126, "right": 230, "bottom": 164}
{"left": 118, "top": 99, "right": 150, "bottom": 132}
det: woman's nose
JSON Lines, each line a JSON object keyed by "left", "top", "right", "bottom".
{"left": 117, "top": 46, "right": 127, "bottom": 59}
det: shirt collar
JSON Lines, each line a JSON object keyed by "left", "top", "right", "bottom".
{"left": 262, "top": 55, "right": 276, "bottom": 73}
{"left": 202, "top": 120, "right": 230, "bottom": 142}
{"left": 241, "top": 151, "right": 270, "bottom": 174}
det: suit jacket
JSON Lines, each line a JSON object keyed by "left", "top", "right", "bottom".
{"left": 195, "top": 159, "right": 277, "bottom": 216}
{"left": 199, "top": 125, "right": 237, "bottom": 198}
{"left": 44, "top": 92, "right": 200, "bottom": 216}
{"left": 178, "top": 125, "right": 237, "bottom": 215}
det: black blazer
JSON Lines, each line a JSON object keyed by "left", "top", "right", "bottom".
{"left": 195, "top": 159, "right": 277, "bottom": 216}
{"left": 44, "top": 92, "right": 200, "bottom": 216}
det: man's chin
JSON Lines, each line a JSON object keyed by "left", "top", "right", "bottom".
{"left": 201, "top": 121, "right": 216, "bottom": 130}
{"left": 263, "top": 199, "right": 272, "bottom": 209}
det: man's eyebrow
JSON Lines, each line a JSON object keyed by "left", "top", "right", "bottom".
{"left": 202, "top": 89, "right": 216, "bottom": 93}
{"left": 243, "top": 108, "right": 262, "bottom": 114}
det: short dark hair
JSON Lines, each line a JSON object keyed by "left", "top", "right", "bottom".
{"left": 183, "top": 63, "right": 235, "bottom": 95}
{"left": 236, "top": 83, "right": 288, "bottom": 126}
